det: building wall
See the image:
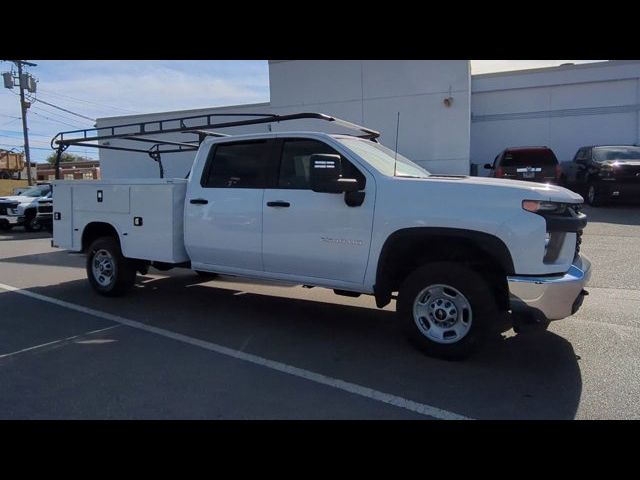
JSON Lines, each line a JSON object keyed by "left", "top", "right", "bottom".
{"left": 96, "top": 61, "right": 471, "bottom": 178}
{"left": 96, "top": 60, "right": 640, "bottom": 181}
{"left": 268, "top": 60, "right": 471, "bottom": 174}
{"left": 471, "top": 60, "right": 640, "bottom": 173}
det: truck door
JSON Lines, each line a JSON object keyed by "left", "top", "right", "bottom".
{"left": 184, "top": 139, "right": 270, "bottom": 273}
{"left": 262, "top": 138, "right": 375, "bottom": 285}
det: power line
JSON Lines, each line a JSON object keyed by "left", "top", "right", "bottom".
{"left": 31, "top": 104, "right": 93, "bottom": 128}
{"left": 37, "top": 88, "right": 138, "bottom": 114}
{"left": 30, "top": 110, "right": 88, "bottom": 130}
{"left": 27, "top": 95, "right": 95, "bottom": 122}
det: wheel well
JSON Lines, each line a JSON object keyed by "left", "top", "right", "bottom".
{"left": 24, "top": 207, "right": 36, "bottom": 218}
{"left": 375, "top": 228, "right": 513, "bottom": 311}
{"left": 81, "top": 222, "right": 119, "bottom": 252}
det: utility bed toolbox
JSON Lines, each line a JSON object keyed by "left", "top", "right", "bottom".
{"left": 52, "top": 179, "right": 189, "bottom": 264}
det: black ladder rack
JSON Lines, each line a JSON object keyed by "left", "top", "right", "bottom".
{"left": 50, "top": 112, "right": 380, "bottom": 179}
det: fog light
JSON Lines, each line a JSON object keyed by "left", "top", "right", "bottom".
{"left": 545, "top": 232, "right": 551, "bottom": 250}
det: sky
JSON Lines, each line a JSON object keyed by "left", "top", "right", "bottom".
{"left": 0, "top": 60, "right": 605, "bottom": 163}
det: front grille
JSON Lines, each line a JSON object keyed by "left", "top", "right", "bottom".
{"left": 0, "top": 206, "right": 6, "bottom": 215}
{"left": 575, "top": 229, "right": 583, "bottom": 259}
{"left": 570, "top": 203, "right": 583, "bottom": 260}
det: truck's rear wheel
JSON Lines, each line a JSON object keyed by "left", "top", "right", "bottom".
{"left": 86, "top": 237, "right": 137, "bottom": 296}
{"left": 397, "top": 262, "right": 498, "bottom": 360}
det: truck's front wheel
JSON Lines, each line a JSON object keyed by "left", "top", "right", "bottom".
{"left": 397, "top": 262, "right": 498, "bottom": 360}
{"left": 86, "top": 237, "right": 137, "bottom": 296}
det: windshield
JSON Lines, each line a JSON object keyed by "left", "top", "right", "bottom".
{"left": 337, "top": 138, "right": 430, "bottom": 178}
{"left": 20, "top": 185, "right": 51, "bottom": 198}
{"left": 593, "top": 146, "right": 640, "bottom": 162}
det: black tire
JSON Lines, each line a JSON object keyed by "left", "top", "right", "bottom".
{"left": 23, "top": 211, "right": 43, "bottom": 232}
{"left": 195, "top": 270, "right": 219, "bottom": 279}
{"left": 86, "top": 236, "right": 137, "bottom": 296}
{"left": 397, "top": 262, "right": 499, "bottom": 360}
{"left": 586, "top": 182, "right": 605, "bottom": 207}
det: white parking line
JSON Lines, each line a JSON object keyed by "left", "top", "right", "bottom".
{"left": 0, "top": 282, "right": 472, "bottom": 420}
{"left": 0, "top": 325, "right": 121, "bottom": 359}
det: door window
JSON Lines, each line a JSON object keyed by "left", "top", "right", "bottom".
{"left": 202, "top": 140, "right": 269, "bottom": 188}
{"left": 277, "top": 139, "right": 365, "bottom": 189}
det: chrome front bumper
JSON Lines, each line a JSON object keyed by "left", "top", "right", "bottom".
{"left": 507, "top": 255, "right": 591, "bottom": 321}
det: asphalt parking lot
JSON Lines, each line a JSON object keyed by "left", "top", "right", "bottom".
{"left": 1, "top": 205, "right": 639, "bottom": 419}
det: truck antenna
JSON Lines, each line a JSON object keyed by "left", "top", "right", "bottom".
{"left": 394, "top": 112, "right": 400, "bottom": 177}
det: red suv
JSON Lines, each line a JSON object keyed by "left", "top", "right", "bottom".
{"left": 484, "top": 146, "right": 561, "bottom": 184}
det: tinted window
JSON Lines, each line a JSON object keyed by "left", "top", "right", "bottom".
{"left": 278, "top": 139, "right": 365, "bottom": 189}
{"left": 593, "top": 146, "right": 640, "bottom": 162}
{"left": 203, "top": 140, "right": 268, "bottom": 188}
{"left": 500, "top": 149, "right": 558, "bottom": 167}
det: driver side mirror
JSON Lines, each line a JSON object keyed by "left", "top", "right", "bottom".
{"left": 310, "top": 154, "right": 360, "bottom": 193}
{"left": 483, "top": 163, "right": 493, "bottom": 170}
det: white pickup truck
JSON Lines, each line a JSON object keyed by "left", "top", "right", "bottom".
{"left": 0, "top": 183, "right": 51, "bottom": 232}
{"left": 50, "top": 113, "right": 591, "bottom": 359}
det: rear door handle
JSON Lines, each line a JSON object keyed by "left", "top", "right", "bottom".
{"left": 266, "top": 201, "right": 290, "bottom": 208}
{"left": 190, "top": 198, "right": 208, "bottom": 205}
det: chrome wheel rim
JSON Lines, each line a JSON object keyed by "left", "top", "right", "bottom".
{"left": 92, "top": 249, "right": 115, "bottom": 287}
{"left": 588, "top": 185, "right": 595, "bottom": 204}
{"left": 412, "top": 284, "right": 473, "bottom": 344}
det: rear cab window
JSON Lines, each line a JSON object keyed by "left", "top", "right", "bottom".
{"left": 500, "top": 149, "right": 558, "bottom": 167}
{"left": 201, "top": 140, "right": 270, "bottom": 188}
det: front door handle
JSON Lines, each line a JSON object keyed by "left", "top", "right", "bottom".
{"left": 266, "top": 201, "right": 290, "bottom": 208}
{"left": 190, "top": 198, "right": 208, "bottom": 205}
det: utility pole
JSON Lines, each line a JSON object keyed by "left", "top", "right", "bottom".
{"left": 2, "top": 60, "right": 37, "bottom": 185}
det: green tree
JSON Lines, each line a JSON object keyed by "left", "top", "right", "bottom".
{"left": 45, "top": 152, "right": 86, "bottom": 164}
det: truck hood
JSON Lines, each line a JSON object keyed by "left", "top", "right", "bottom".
{"left": 421, "top": 174, "right": 584, "bottom": 203}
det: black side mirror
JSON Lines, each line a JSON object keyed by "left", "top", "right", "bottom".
{"left": 483, "top": 163, "right": 493, "bottom": 170}
{"left": 310, "top": 154, "right": 360, "bottom": 193}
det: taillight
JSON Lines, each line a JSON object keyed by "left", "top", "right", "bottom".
{"left": 495, "top": 167, "right": 504, "bottom": 177}
{"left": 555, "top": 164, "right": 562, "bottom": 180}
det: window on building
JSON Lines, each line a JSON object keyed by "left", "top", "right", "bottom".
{"left": 83, "top": 172, "right": 94, "bottom": 180}
{"left": 202, "top": 140, "right": 269, "bottom": 188}
{"left": 64, "top": 174, "right": 74, "bottom": 180}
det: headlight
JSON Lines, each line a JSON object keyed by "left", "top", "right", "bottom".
{"left": 522, "top": 200, "right": 568, "bottom": 214}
